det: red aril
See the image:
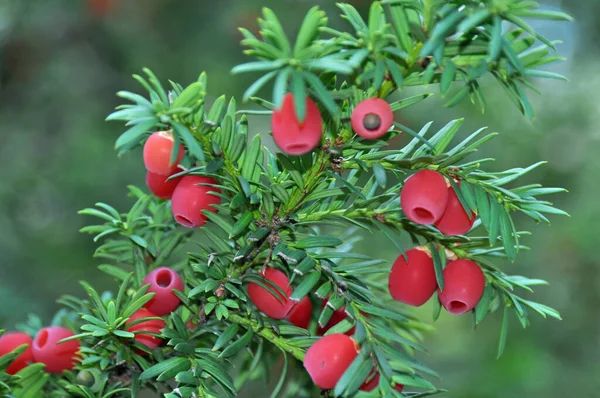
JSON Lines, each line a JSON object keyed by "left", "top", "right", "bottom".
{"left": 32, "top": 327, "right": 80, "bottom": 374}
{"left": 435, "top": 184, "right": 476, "bottom": 235}
{"left": 145, "top": 170, "right": 182, "bottom": 199}
{"left": 171, "top": 176, "right": 220, "bottom": 228}
{"left": 303, "top": 334, "right": 359, "bottom": 389}
{"left": 271, "top": 93, "right": 322, "bottom": 155}
{"left": 388, "top": 248, "right": 438, "bottom": 306}
{"left": 439, "top": 259, "right": 486, "bottom": 315}
{"left": 247, "top": 268, "right": 293, "bottom": 319}
{"left": 142, "top": 267, "right": 185, "bottom": 315}
{"left": 0, "top": 332, "right": 33, "bottom": 374}
{"left": 126, "top": 308, "right": 166, "bottom": 351}
{"left": 143, "top": 131, "right": 185, "bottom": 176}
{"left": 287, "top": 296, "right": 312, "bottom": 329}
{"left": 400, "top": 170, "right": 449, "bottom": 225}
{"left": 351, "top": 98, "right": 394, "bottom": 139}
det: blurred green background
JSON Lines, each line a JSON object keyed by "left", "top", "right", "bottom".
{"left": 0, "top": 0, "right": 595, "bottom": 397}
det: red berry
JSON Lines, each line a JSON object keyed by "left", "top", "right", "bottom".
{"left": 0, "top": 332, "right": 33, "bottom": 374}
{"left": 303, "top": 334, "right": 359, "bottom": 389}
{"left": 360, "top": 370, "right": 379, "bottom": 392}
{"left": 287, "top": 296, "right": 312, "bottom": 329}
{"left": 400, "top": 170, "right": 449, "bottom": 225}
{"left": 247, "top": 268, "right": 293, "bottom": 319}
{"left": 142, "top": 267, "right": 185, "bottom": 315}
{"left": 439, "top": 259, "right": 486, "bottom": 315}
{"left": 32, "top": 327, "right": 80, "bottom": 374}
{"left": 388, "top": 248, "right": 437, "bottom": 306}
{"left": 146, "top": 170, "right": 182, "bottom": 199}
{"left": 88, "top": 0, "right": 118, "bottom": 16}
{"left": 360, "top": 373, "right": 404, "bottom": 393}
{"left": 351, "top": 98, "right": 394, "bottom": 139}
{"left": 126, "top": 309, "right": 166, "bottom": 350}
{"left": 435, "top": 184, "right": 475, "bottom": 235}
{"left": 317, "top": 299, "right": 355, "bottom": 336}
{"left": 171, "top": 176, "right": 221, "bottom": 228}
{"left": 143, "top": 131, "right": 185, "bottom": 176}
{"left": 271, "top": 93, "right": 323, "bottom": 155}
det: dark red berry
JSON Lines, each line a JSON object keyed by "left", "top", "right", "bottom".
{"left": 0, "top": 332, "right": 33, "bottom": 374}
{"left": 304, "top": 334, "right": 359, "bottom": 389}
{"left": 126, "top": 309, "right": 166, "bottom": 350}
{"left": 287, "top": 296, "right": 312, "bottom": 329}
{"left": 171, "top": 176, "right": 221, "bottom": 228}
{"left": 435, "top": 184, "right": 475, "bottom": 235}
{"left": 32, "top": 327, "right": 80, "bottom": 374}
{"left": 439, "top": 259, "right": 486, "bottom": 315}
{"left": 146, "top": 170, "right": 182, "bottom": 199}
{"left": 400, "top": 170, "right": 449, "bottom": 225}
{"left": 317, "top": 299, "right": 355, "bottom": 336}
{"left": 360, "top": 372, "right": 404, "bottom": 393}
{"left": 247, "top": 268, "right": 293, "bottom": 319}
{"left": 271, "top": 93, "right": 323, "bottom": 155}
{"left": 388, "top": 248, "right": 438, "bottom": 306}
{"left": 88, "top": 0, "right": 118, "bottom": 16}
{"left": 360, "top": 370, "right": 379, "bottom": 392}
{"left": 351, "top": 98, "right": 394, "bottom": 139}
{"left": 142, "top": 267, "right": 185, "bottom": 315}
{"left": 143, "top": 131, "right": 185, "bottom": 176}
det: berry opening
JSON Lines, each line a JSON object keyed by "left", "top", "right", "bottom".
{"left": 285, "top": 143, "right": 312, "bottom": 153}
{"left": 175, "top": 215, "right": 194, "bottom": 227}
{"left": 36, "top": 330, "right": 48, "bottom": 348}
{"left": 448, "top": 300, "right": 468, "bottom": 313}
{"left": 412, "top": 207, "right": 435, "bottom": 224}
{"left": 155, "top": 269, "right": 173, "bottom": 288}
{"left": 363, "top": 113, "right": 382, "bottom": 131}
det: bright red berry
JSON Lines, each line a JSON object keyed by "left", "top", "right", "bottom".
{"left": 435, "top": 184, "right": 475, "bottom": 236}
{"left": 439, "top": 259, "right": 486, "bottom": 315}
{"left": 142, "top": 267, "right": 185, "bottom": 315}
{"left": 143, "top": 131, "right": 185, "bottom": 176}
{"left": 351, "top": 98, "right": 394, "bottom": 139}
{"left": 388, "top": 248, "right": 438, "bottom": 306}
{"left": 271, "top": 93, "right": 323, "bottom": 155}
{"left": 400, "top": 170, "right": 449, "bottom": 225}
{"left": 248, "top": 268, "right": 293, "bottom": 319}
{"left": 171, "top": 176, "right": 221, "bottom": 228}
{"left": 317, "top": 299, "right": 355, "bottom": 336}
{"left": 304, "top": 334, "right": 359, "bottom": 389}
{"left": 32, "top": 327, "right": 80, "bottom": 374}
{"left": 146, "top": 170, "right": 182, "bottom": 199}
{"left": 0, "top": 332, "right": 33, "bottom": 374}
{"left": 126, "top": 309, "right": 166, "bottom": 350}
{"left": 287, "top": 296, "right": 312, "bottom": 329}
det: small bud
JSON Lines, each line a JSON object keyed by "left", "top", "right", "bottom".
{"left": 76, "top": 370, "right": 95, "bottom": 387}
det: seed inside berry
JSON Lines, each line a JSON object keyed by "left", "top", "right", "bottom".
{"left": 363, "top": 113, "right": 381, "bottom": 131}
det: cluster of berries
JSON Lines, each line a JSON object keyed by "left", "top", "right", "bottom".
{"left": 0, "top": 267, "right": 184, "bottom": 374}
{"left": 401, "top": 169, "right": 474, "bottom": 235}
{"left": 272, "top": 94, "right": 395, "bottom": 155}
{"left": 246, "top": 96, "right": 485, "bottom": 390}
{"left": 125, "top": 267, "right": 184, "bottom": 351}
{"left": 247, "top": 253, "right": 485, "bottom": 390}
{"left": 0, "top": 328, "right": 79, "bottom": 375}
{"left": 246, "top": 268, "right": 400, "bottom": 392}
{"left": 144, "top": 131, "right": 220, "bottom": 228}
